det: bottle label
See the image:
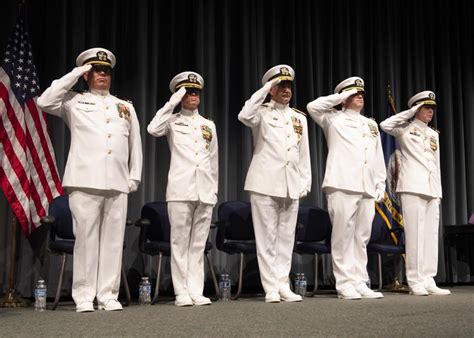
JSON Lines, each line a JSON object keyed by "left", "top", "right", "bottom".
{"left": 35, "top": 289, "right": 47, "bottom": 297}
{"left": 220, "top": 281, "right": 231, "bottom": 288}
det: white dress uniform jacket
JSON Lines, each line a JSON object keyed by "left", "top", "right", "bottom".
{"left": 36, "top": 71, "right": 142, "bottom": 193}
{"left": 307, "top": 93, "right": 386, "bottom": 196}
{"left": 238, "top": 86, "right": 311, "bottom": 199}
{"left": 147, "top": 102, "right": 218, "bottom": 205}
{"left": 379, "top": 109, "right": 442, "bottom": 198}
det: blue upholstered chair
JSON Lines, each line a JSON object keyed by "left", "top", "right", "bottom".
{"left": 41, "top": 194, "right": 131, "bottom": 310}
{"left": 367, "top": 217, "right": 405, "bottom": 291}
{"left": 294, "top": 205, "right": 332, "bottom": 296}
{"left": 215, "top": 201, "right": 257, "bottom": 300}
{"left": 135, "top": 201, "right": 219, "bottom": 304}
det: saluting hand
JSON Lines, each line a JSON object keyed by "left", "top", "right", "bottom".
{"left": 169, "top": 87, "right": 187, "bottom": 107}
{"left": 71, "top": 64, "right": 92, "bottom": 78}
{"left": 263, "top": 77, "right": 282, "bottom": 91}
{"left": 339, "top": 88, "right": 359, "bottom": 104}
{"left": 410, "top": 103, "right": 424, "bottom": 115}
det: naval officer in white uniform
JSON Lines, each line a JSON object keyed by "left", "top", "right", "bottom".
{"left": 147, "top": 71, "right": 218, "bottom": 306}
{"left": 37, "top": 48, "right": 143, "bottom": 312}
{"left": 380, "top": 91, "right": 450, "bottom": 296}
{"left": 307, "top": 77, "right": 386, "bottom": 300}
{"left": 238, "top": 65, "right": 311, "bottom": 303}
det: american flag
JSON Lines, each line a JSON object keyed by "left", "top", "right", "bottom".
{"left": 0, "top": 9, "right": 63, "bottom": 237}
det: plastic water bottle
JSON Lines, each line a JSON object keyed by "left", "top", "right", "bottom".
{"left": 219, "top": 274, "right": 231, "bottom": 301}
{"left": 294, "top": 273, "right": 301, "bottom": 295}
{"left": 139, "top": 277, "right": 151, "bottom": 305}
{"left": 34, "top": 279, "right": 47, "bottom": 312}
{"left": 299, "top": 273, "right": 307, "bottom": 298}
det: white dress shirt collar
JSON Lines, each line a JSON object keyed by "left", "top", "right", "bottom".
{"left": 342, "top": 108, "right": 361, "bottom": 117}
{"left": 181, "top": 108, "right": 199, "bottom": 117}
{"left": 269, "top": 99, "right": 289, "bottom": 111}
{"left": 413, "top": 118, "right": 428, "bottom": 129}
{"left": 89, "top": 88, "right": 110, "bottom": 97}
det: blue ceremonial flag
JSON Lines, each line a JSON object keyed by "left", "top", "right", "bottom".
{"left": 374, "top": 85, "right": 404, "bottom": 244}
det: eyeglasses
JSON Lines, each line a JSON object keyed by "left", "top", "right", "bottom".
{"left": 186, "top": 88, "right": 201, "bottom": 95}
{"left": 91, "top": 65, "right": 112, "bottom": 75}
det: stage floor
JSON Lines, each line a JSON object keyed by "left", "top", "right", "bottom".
{"left": 1, "top": 286, "right": 473, "bottom": 337}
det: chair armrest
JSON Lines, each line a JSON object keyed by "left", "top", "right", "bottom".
{"left": 40, "top": 215, "right": 56, "bottom": 227}
{"left": 135, "top": 218, "right": 151, "bottom": 228}
{"left": 294, "top": 222, "right": 305, "bottom": 236}
{"left": 212, "top": 220, "right": 229, "bottom": 228}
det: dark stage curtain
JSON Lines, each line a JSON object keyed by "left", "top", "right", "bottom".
{"left": 1, "top": 0, "right": 473, "bottom": 296}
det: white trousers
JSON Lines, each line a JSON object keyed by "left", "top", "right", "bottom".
{"left": 327, "top": 189, "right": 375, "bottom": 292}
{"left": 69, "top": 188, "right": 127, "bottom": 305}
{"left": 168, "top": 201, "right": 213, "bottom": 296}
{"left": 400, "top": 193, "right": 440, "bottom": 289}
{"left": 250, "top": 192, "right": 299, "bottom": 294}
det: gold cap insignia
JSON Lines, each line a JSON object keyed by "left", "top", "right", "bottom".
{"left": 97, "top": 51, "right": 108, "bottom": 61}
{"left": 188, "top": 73, "right": 198, "bottom": 83}
{"left": 280, "top": 67, "right": 290, "bottom": 76}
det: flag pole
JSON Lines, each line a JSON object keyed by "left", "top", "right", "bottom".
{"left": 385, "top": 83, "right": 409, "bottom": 293}
{"left": 0, "top": 211, "right": 29, "bottom": 307}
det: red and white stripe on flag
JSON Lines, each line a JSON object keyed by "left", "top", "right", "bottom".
{"left": 0, "top": 10, "right": 63, "bottom": 237}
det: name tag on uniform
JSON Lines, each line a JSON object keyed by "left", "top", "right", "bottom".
{"left": 174, "top": 122, "right": 189, "bottom": 126}
{"left": 343, "top": 121, "right": 358, "bottom": 128}
{"left": 78, "top": 101, "right": 95, "bottom": 105}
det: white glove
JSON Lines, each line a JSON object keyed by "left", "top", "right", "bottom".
{"left": 169, "top": 87, "right": 187, "bottom": 107}
{"left": 128, "top": 179, "right": 140, "bottom": 193}
{"left": 299, "top": 190, "right": 308, "bottom": 199}
{"left": 263, "top": 77, "right": 282, "bottom": 91}
{"left": 339, "top": 88, "right": 359, "bottom": 104}
{"left": 374, "top": 189, "right": 385, "bottom": 203}
{"left": 71, "top": 64, "right": 92, "bottom": 78}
